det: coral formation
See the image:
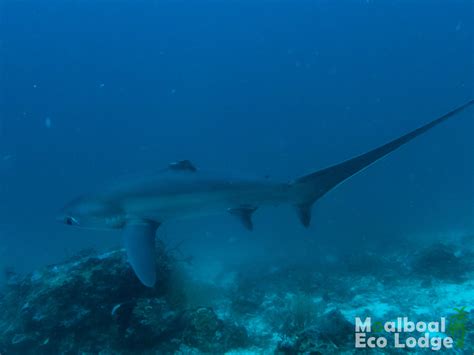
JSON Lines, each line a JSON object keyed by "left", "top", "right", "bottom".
{"left": 0, "top": 243, "right": 247, "bottom": 354}
{"left": 0, "top": 236, "right": 473, "bottom": 353}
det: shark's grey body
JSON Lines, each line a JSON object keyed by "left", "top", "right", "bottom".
{"left": 60, "top": 101, "right": 473, "bottom": 287}
{"left": 107, "top": 170, "right": 290, "bottom": 220}
{"left": 65, "top": 169, "right": 290, "bottom": 228}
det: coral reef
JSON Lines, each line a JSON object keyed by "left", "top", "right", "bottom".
{"left": 0, "top": 243, "right": 247, "bottom": 354}
{"left": 0, "top": 236, "right": 473, "bottom": 353}
{"left": 409, "top": 242, "right": 467, "bottom": 281}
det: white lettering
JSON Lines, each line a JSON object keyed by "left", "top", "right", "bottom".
{"left": 384, "top": 321, "right": 396, "bottom": 332}
{"left": 394, "top": 333, "right": 405, "bottom": 348}
{"left": 443, "top": 337, "right": 453, "bottom": 348}
{"left": 404, "top": 317, "right": 415, "bottom": 332}
{"left": 431, "top": 336, "right": 442, "bottom": 351}
{"left": 376, "top": 337, "right": 387, "bottom": 348}
{"left": 355, "top": 317, "right": 371, "bottom": 332}
{"left": 415, "top": 322, "right": 427, "bottom": 332}
{"left": 354, "top": 316, "right": 453, "bottom": 351}
{"left": 427, "top": 321, "right": 439, "bottom": 332}
{"left": 406, "top": 337, "right": 417, "bottom": 348}
{"left": 367, "top": 336, "right": 377, "bottom": 348}
{"left": 418, "top": 333, "right": 429, "bottom": 348}
{"left": 355, "top": 333, "right": 366, "bottom": 348}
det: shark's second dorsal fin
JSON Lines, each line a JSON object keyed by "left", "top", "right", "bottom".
{"left": 169, "top": 160, "right": 197, "bottom": 172}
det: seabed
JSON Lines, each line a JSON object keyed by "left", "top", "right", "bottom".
{"left": 1, "top": 236, "right": 473, "bottom": 354}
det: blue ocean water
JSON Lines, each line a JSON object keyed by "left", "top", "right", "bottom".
{"left": 0, "top": 0, "right": 473, "bottom": 352}
{"left": 2, "top": 0, "right": 472, "bottom": 272}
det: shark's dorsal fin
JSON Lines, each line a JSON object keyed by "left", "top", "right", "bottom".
{"left": 169, "top": 160, "right": 197, "bottom": 172}
{"left": 228, "top": 206, "right": 258, "bottom": 230}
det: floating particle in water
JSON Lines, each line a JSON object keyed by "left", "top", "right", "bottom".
{"left": 99, "top": 83, "right": 105, "bottom": 88}
{"left": 45, "top": 117, "right": 52, "bottom": 128}
{"left": 455, "top": 21, "right": 462, "bottom": 31}
{"left": 170, "top": 89, "right": 176, "bottom": 95}
{"left": 33, "top": 84, "right": 37, "bottom": 88}
{"left": 328, "top": 66, "right": 338, "bottom": 75}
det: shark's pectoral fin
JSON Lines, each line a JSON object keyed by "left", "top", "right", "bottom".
{"left": 123, "top": 219, "right": 160, "bottom": 287}
{"left": 228, "top": 206, "right": 258, "bottom": 230}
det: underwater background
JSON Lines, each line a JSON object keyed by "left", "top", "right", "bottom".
{"left": 0, "top": 0, "right": 473, "bottom": 353}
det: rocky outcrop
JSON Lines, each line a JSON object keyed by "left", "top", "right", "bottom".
{"left": 0, "top": 245, "right": 248, "bottom": 354}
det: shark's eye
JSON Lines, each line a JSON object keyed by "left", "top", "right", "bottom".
{"left": 65, "top": 216, "right": 79, "bottom": 226}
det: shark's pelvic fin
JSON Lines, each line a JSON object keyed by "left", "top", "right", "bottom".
{"left": 169, "top": 160, "right": 197, "bottom": 172}
{"left": 228, "top": 206, "right": 258, "bottom": 230}
{"left": 291, "top": 100, "right": 473, "bottom": 227}
{"left": 123, "top": 219, "right": 160, "bottom": 287}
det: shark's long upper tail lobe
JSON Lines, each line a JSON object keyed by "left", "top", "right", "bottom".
{"left": 290, "top": 100, "right": 474, "bottom": 227}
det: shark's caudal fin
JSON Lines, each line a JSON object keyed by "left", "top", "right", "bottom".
{"left": 291, "top": 100, "right": 473, "bottom": 227}
{"left": 123, "top": 220, "right": 160, "bottom": 287}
